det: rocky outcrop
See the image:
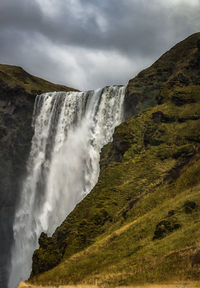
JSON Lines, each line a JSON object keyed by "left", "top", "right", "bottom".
{"left": 0, "top": 64, "right": 76, "bottom": 288}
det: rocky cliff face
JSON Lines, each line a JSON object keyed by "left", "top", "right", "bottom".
{"left": 29, "top": 33, "right": 200, "bottom": 286}
{"left": 0, "top": 82, "right": 34, "bottom": 286}
{"left": 0, "top": 64, "right": 76, "bottom": 287}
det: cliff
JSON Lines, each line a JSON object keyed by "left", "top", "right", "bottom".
{"left": 124, "top": 32, "right": 200, "bottom": 119}
{"left": 29, "top": 33, "right": 200, "bottom": 286}
{"left": 0, "top": 64, "right": 76, "bottom": 287}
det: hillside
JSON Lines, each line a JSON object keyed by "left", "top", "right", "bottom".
{"left": 0, "top": 64, "right": 76, "bottom": 287}
{"left": 29, "top": 33, "right": 200, "bottom": 286}
{"left": 124, "top": 32, "right": 200, "bottom": 119}
{"left": 0, "top": 64, "right": 76, "bottom": 94}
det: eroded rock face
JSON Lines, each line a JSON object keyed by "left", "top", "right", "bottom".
{"left": 0, "top": 81, "right": 35, "bottom": 287}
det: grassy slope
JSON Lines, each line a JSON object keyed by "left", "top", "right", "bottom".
{"left": 18, "top": 283, "right": 200, "bottom": 288}
{"left": 124, "top": 32, "right": 200, "bottom": 119}
{"left": 30, "top": 33, "right": 200, "bottom": 286}
{"left": 0, "top": 64, "right": 77, "bottom": 94}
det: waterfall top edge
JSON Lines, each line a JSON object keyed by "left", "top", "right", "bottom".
{"left": 37, "top": 85, "right": 126, "bottom": 97}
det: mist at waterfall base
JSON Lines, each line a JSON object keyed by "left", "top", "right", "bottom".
{"left": 8, "top": 86, "right": 125, "bottom": 288}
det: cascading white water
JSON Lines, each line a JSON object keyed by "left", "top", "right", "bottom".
{"left": 9, "top": 86, "right": 126, "bottom": 288}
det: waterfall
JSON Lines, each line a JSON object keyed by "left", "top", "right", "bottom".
{"left": 8, "top": 86, "right": 126, "bottom": 288}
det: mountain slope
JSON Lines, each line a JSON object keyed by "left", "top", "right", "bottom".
{"left": 124, "top": 32, "right": 200, "bottom": 119}
{"left": 0, "top": 64, "right": 76, "bottom": 94}
{"left": 0, "top": 64, "right": 76, "bottom": 287}
{"left": 29, "top": 33, "right": 200, "bottom": 286}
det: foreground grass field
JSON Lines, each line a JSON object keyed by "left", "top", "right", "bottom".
{"left": 18, "top": 282, "right": 200, "bottom": 288}
{"left": 18, "top": 281, "right": 200, "bottom": 288}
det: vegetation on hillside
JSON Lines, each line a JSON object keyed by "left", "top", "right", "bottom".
{"left": 0, "top": 64, "right": 77, "bottom": 94}
{"left": 30, "top": 33, "right": 200, "bottom": 286}
{"left": 124, "top": 32, "right": 200, "bottom": 119}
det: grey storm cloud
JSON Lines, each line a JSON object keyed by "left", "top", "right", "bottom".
{"left": 0, "top": 0, "right": 200, "bottom": 90}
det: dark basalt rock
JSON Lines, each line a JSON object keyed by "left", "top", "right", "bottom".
{"left": 38, "top": 232, "right": 50, "bottom": 249}
{"left": 124, "top": 92, "right": 141, "bottom": 121}
{"left": 0, "top": 82, "right": 35, "bottom": 287}
{"left": 100, "top": 126, "right": 135, "bottom": 171}
{"left": 184, "top": 200, "right": 197, "bottom": 214}
{"left": 197, "top": 39, "right": 200, "bottom": 51}
{"left": 153, "top": 219, "right": 181, "bottom": 240}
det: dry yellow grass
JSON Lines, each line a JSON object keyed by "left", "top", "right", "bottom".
{"left": 18, "top": 283, "right": 98, "bottom": 288}
{"left": 18, "top": 281, "right": 200, "bottom": 288}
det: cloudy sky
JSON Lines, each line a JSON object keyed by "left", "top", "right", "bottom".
{"left": 0, "top": 0, "right": 200, "bottom": 90}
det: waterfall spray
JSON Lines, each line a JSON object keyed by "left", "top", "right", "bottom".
{"left": 9, "top": 86, "right": 125, "bottom": 288}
